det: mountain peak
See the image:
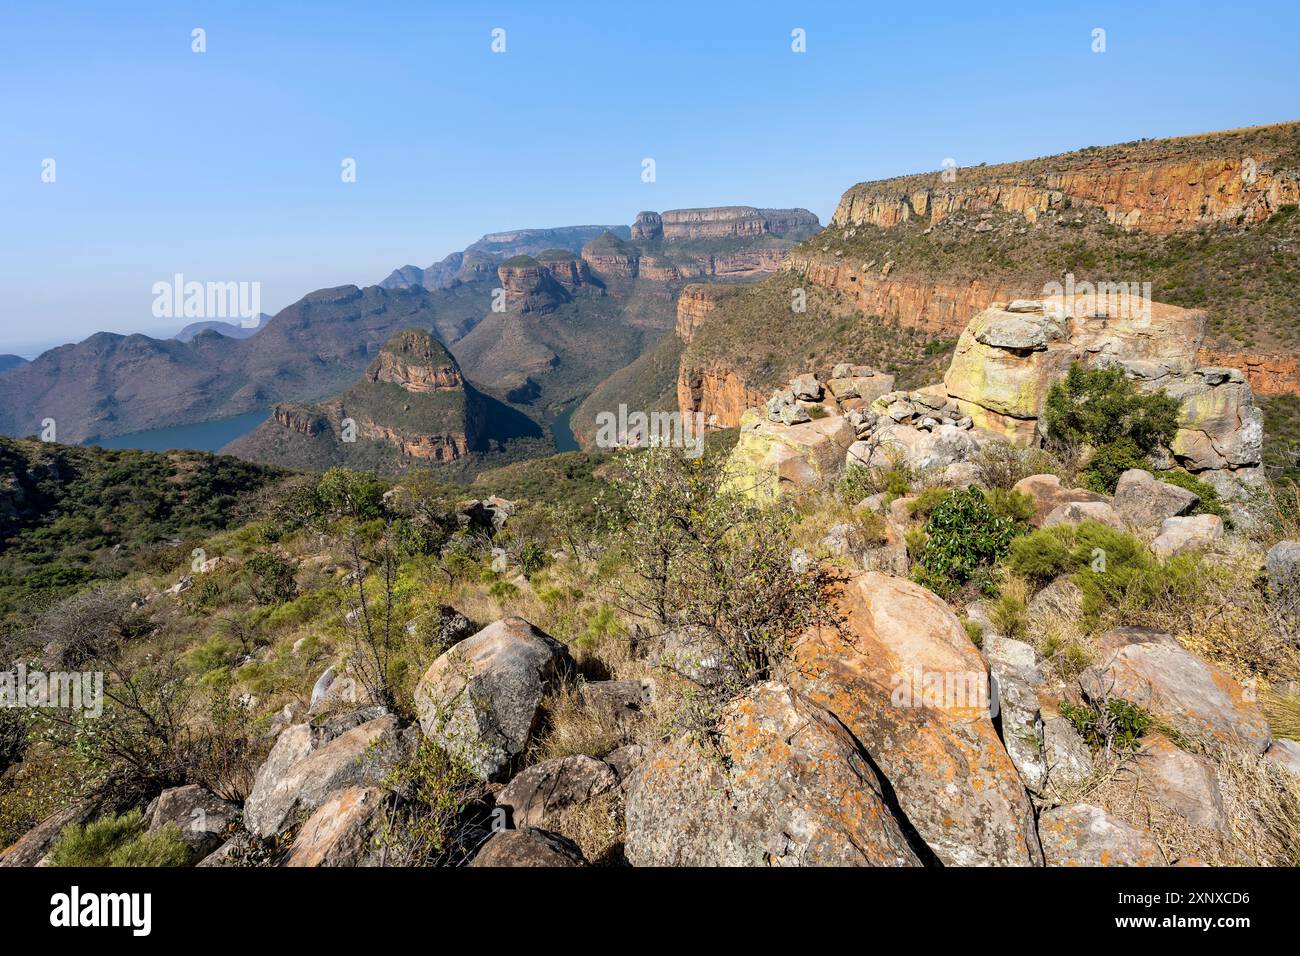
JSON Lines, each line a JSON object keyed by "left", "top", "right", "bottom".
{"left": 367, "top": 328, "right": 462, "bottom": 393}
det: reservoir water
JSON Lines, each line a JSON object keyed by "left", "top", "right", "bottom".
{"left": 88, "top": 409, "right": 271, "bottom": 454}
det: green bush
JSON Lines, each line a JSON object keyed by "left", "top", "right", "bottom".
{"left": 246, "top": 552, "right": 298, "bottom": 605}
{"left": 1060, "top": 698, "right": 1153, "bottom": 753}
{"left": 1043, "top": 363, "right": 1181, "bottom": 493}
{"left": 911, "top": 486, "right": 1024, "bottom": 596}
{"left": 48, "top": 810, "right": 192, "bottom": 867}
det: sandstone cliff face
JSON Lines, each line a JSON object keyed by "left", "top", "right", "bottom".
{"left": 658, "top": 206, "right": 820, "bottom": 240}
{"left": 631, "top": 211, "right": 663, "bottom": 241}
{"left": 273, "top": 406, "right": 328, "bottom": 436}
{"left": 675, "top": 285, "right": 718, "bottom": 345}
{"left": 675, "top": 363, "right": 766, "bottom": 429}
{"left": 365, "top": 331, "right": 464, "bottom": 392}
{"left": 352, "top": 419, "right": 471, "bottom": 462}
{"left": 1197, "top": 350, "right": 1300, "bottom": 395}
{"left": 497, "top": 257, "right": 568, "bottom": 313}
{"left": 833, "top": 125, "right": 1300, "bottom": 235}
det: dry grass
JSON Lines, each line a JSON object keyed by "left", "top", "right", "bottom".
{"left": 550, "top": 789, "right": 626, "bottom": 865}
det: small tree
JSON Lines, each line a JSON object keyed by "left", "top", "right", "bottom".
{"left": 1042, "top": 363, "right": 1180, "bottom": 492}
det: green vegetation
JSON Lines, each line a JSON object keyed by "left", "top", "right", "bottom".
{"left": 910, "top": 486, "right": 1025, "bottom": 597}
{"left": 1060, "top": 698, "right": 1153, "bottom": 754}
{"left": 1042, "top": 363, "right": 1180, "bottom": 492}
{"left": 47, "top": 810, "right": 192, "bottom": 867}
{"left": 1158, "top": 469, "right": 1231, "bottom": 522}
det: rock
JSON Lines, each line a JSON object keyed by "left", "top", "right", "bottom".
{"left": 1135, "top": 734, "right": 1228, "bottom": 833}
{"left": 1264, "top": 739, "right": 1300, "bottom": 776}
{"left": 726, "top": 410, "right": 855, "bottom": 501}
{"left": 1043, "top": 499, "right": 1125, "bottom": 531}
{"left": 497, "top": 755, "right": 619, "bottom": 829}
{"left": 1012, "top": 474, "right": 1108, "bottom": 527}
{"left": 790, "top": 572, "right": 1042, "bottom": 866}
{"left": 490, "top": 547, "right": 509, "bottom": 573}
{"left": 625, "top": 682, "right": 922, "bottom": 867}
{"left": 196, "top": 840, "right": 240, "bottom": 867}
{"left": 938, "top": 461, "right": 983, "bottom": 487}
{"left": 604, "top": 744, "right": 647, "bottom": 785}
{"left": 860, "top": 421, "right": 980, "bottom": 471}
{"left": 244, "top": 715, "right": 401, "bottom": 838}
{"left": 309, "top": 671, "right": 369, "bottom": 715}
{"left": 790, "top": 373, "right": 822, "bottom": 401}
{"left": 1264, "top": 541, "right": 1300, "bottom": 594}
{"left": 146, "top": 785, "right": 237, "bottom": 857}
{"left": 309, "top": 666, "right": 336, "bottom": 711}
{"left": 779, "top": 403, "right": 811, "bottom": 425}
{"left": 1080, "top": 627, "right": 1270, "bottom": 753}
{"left": 1150, "top": 514, "right": 1223, "bottom": 560}
{"left": 0, "top": 799, "right": 106, "bottom": 867}
{"left": 654, "top": 627, "right": 733, "bottom": 687}
{"left": 469, "top": 828, "right": 587, "bottom": 867}
{"left": 1028, "top": 576, "right": 1083, "bottom": 619}
{"left": 1038, "top": 804, "right": 1162, "bottom": 866}
{"left": 1042, "top": 717, "right": 1094, "bottom": 790}
{"left": 414, "top": 617, "right": 573, "bottom": 781}
{"left": 1113, "top": 469, "right": 1198, "bottom": 531}
{"left": 285, "top": 786, "right": 389, "bottom": 867}
{"left": 164, "top": 576, "right": 193, "bottom": 596}
{"left": 578, "top": 679, "right": 655, "bottom": 724}
{"left": 1156, "top": 367, "right": 1263, "bottom": 472}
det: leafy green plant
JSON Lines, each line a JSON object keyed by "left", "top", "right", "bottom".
{"left": 245, "top": 552, "right": 298, "bottom": 605}
{"left": 911, "top": 487, "right": 1023, "bottom": 596}
{"left": 1043, "top": 363, "right": 1180, "bottom": 493}
{"left": 1158, "top": 469, "right": 1231, "bottom": 522}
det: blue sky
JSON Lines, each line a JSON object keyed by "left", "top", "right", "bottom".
{"left": 1, "top": 0, "right": 1297, "bottom": 355}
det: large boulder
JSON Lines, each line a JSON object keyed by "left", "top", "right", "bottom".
{"left": 1038, "top": 804, "right": 1163, "bottom": 866}
{"left": 1012, "top": 474, "right": 1108, "bottom": 528}
{"left": 1150, "top": 514, "right": 1223, "bottom": 560}
{"left": 414, "top": 617, "right": 572, "bottom": 781}
{"left": 285, "top": 786, "right": 389, "bottom": 867}
{"left": 1134, "top": 734, "right": 1227, "bottom": 833}
{"left": 1264, "top": 739, "right": 1300, "bottom": 777}
{"left": 1152, "top": 367, "right": 1264, "bottom": 472}
{"left": 469, "top": 828, "right": 587, "bottom": 867}
{"left": 984, "top": 635, "right": 1048, "bottom": 791}
{"left": 1080, "top": 627, "right": 1270, "bottom": 754}
{"left": 625, "top": 681, "right": 922, "bottom": 867}
{"left": 854, "top": 421, "right": 981, "bottom": 472}
{"left": 727, "top": 410, "right": 855, "bottom": 501}
{"left": 244, "top": 714, "right": 401, "bottom": 838}
{"left": 1112, "top": 469, "right": 1198, "bottom": 531}
{"left": 789, "top": 572, "right": 1042, "bottom": 866}
{"left": 1043, "top": 499, "right": 1125, "bottom": 531}
{"left": 497, "top": 755, "right": 619, "bottom": 829}
{"left": 1264, "top": 541, "right": 1300, "bottom": 596}
{"left": 146, "top": 785, "right": 237, "bottom": 858}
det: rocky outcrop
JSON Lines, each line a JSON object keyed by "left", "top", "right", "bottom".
{"left": 630, "top": 211, "right": 663, "bottom": 241}
{"left": 146, "top": 785, "right": 237, "bottom": 858}
{"left": 656, "top": 206, "right": 820, "bottom": 240}
{"left": 497, "top": 256, "right": 569, "bottom": 313}
{"left": 789, "top": 572, "right": 1043, "bottom": 866}
{"left": 272, "top": 405, "right": 328, "bottom": 436}
{"left": 469, "top": 828, "right": 587, "bottom": 867}
{"left": 625, "top": 681, "right": 923, "bottom": 867}
{"left": 414, "top": 617, "right": 573, "bottom": 782}
{"left": 676, "top": 363, "right": 766, "bottom": 430}
{"left": 365, "top": 329, "right": 464, "bottom": 392}
{"left": 285, "top": 786, "right": 389, "bottom": 867}
{"left": 497, "top": 755, "right": 619, "bottom": 829}
{"left": 1198, "top": 350, "right": 1300, "bottom": 395}
{"left": 1039, "top": 804, "right": 1163, "bottom": 866}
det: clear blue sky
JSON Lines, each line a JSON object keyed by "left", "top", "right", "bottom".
{"left": 2, "top": 0, "right": 1297, "bottom": 355}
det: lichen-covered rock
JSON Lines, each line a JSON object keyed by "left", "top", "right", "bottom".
{"left": 469, "top": 828, "right": 587, "bottom": 867}
{"left": 1042, "top": 717, "right": 1094, "bottom": 790}
{"left": 1080, "top": 627, "right": 1270, "bottom": 753}
{"left": 727, "top": 410, "right": 855, "bottom": 501}
{"left": 414, "top": 617, "right": 572, "bottom": 781}
{"left": 1153, "top": 367, "right": 1263, "bottom": 471}
{"left": 790, "top": 572, "right": 1042, "bottom": 866}
{"left": 1012, "top": 474, "right": 1108, "bottom": 527}
{"left": 625, "top": 681, "right": 922, "bottom": 867}
{"left": 285, "top": 786, "right": 389, "bottom": 867}
{"left": 146, "top": 785, "right": 237, "bottom": 857}
{"left": 497, "top": 755, "right": 619, "bottom": 829}
{"left": 1113, "top": 468, "right": 1199, "bottom": 531}
{"left": 855, "top": 421, "right": 981, "bottom": 471}
{"left": 1039, "top": 804, "right": 1162, "bottom": 866}
{"left": 1264, "top": 739, "right": 1300, "bottom": 776}
{"left": 244, "top": 715, "right": 401, "bottom": 838}
{"left": 1134, "top": 734, "right": 1227, "bottom": 833}
{"left": 1150, "top": 514, "right": 1224, "bottom": 560}
{"left": 1043, "top": 499, "right": 1125, "bottom": 531}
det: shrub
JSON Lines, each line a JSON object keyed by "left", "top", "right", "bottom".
{"left": 911, "top": 487, "right": 1023, "bottom": 596}
{"left": 1060, "top": 698, "right": 1152, "bottom": 754}
{"left": 245, "top": 552, "right": 297, "bottom": 605}
{"left": 837, "top": 460, "right": 911, "bottom": 505}
{"left": 47, "top": 810, "right": 191, "bottom": 867}
{"left": 973, "top": 441, "right": 1066, "bottom": 490}
{"left": 379, "top": 738, "right": 486, "bottom": 866}
{"left": 1043, "top": 363, "right": 1180, "bottom": 492}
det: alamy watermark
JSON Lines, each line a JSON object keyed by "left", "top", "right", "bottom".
{"left": 151, "top": 273, "right": 261, "bottom": 326}
{"left": 1, "top": 664, "right": 103, "bottom": 718}
{"left": 1041, "top": 272, "right": 1151, "bottom": 321}
{"left": 593, "top": 404, "right": 707, "bottom": 459}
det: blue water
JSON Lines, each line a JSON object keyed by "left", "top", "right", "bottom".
{"left": 89, "top": 409, "right": 271, "bottom": 454}
{"left": 551, "top": 403, "right": 580, "bottom": 453}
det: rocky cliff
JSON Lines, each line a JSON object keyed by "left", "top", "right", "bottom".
{"left": 658, "top": 206, "right": 820, "bottom": 240}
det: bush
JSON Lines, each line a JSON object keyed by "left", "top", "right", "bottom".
{"left": 379, "top": 738, "right": 486, "bottom": 866}
{"left": 1060, "top": 698, "right": 1152, "bottom": 753}
{"left": 246, "top": 552, "right": 298, "bottom": 605}
{"left": 1043, "top": 363, "right": 1180, "bottom": 493}
{"left": 47, "top": 810, "right": 192, "bottom": 867}
{"left": 973, "top": 442, "right": 1066, "bottom": 490}
{"left": 911, "top": 487, "right": 1024, "bottom": 596}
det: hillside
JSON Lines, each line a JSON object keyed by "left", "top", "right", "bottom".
{"left": 173, "top": 319, "right": 265, "bottom": 343}
{"left": 677, "top": 122, "right": 1300, "bottom": 436}
{"left": 0, "top": 356, "right": 28, "bottom": 375}
{"left": 225, "top": 329, "right": 545, "bottom": 478}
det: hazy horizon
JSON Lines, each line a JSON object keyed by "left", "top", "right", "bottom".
{"left": 4, "top": 0, "right": 1299, "bottom": 356}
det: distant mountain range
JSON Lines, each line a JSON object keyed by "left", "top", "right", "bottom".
{"left": 0, "top": 206, "right": 819, "bottom": 458}
{"left": 0, "top": 356, "right": 29, "bottom": 375}
{"left": 172, "top": 317, "right": 268, "bottom": 342}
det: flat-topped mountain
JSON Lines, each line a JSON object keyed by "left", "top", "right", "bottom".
{"left": 173, "top": 318, "right": 266, "bottom": 342}
{"left": 224, "top": 328, "right": 542, "bottom": 476}
{"left": 674, "top": 123, "right": 1300, "bottom": 439}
